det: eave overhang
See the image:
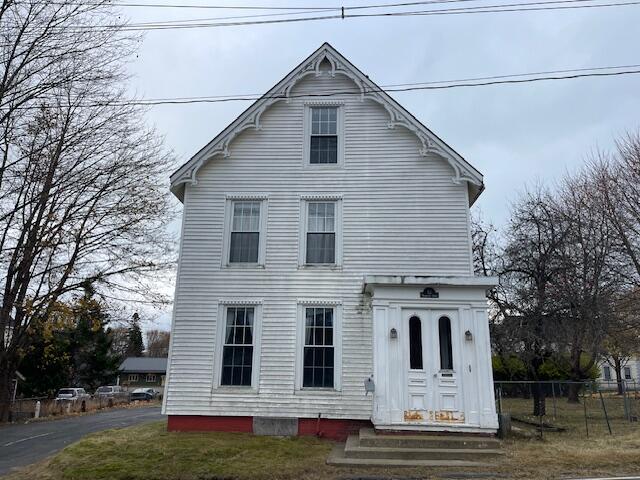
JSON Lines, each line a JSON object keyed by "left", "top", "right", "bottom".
{"left": 170, "top": 43, "right": 485, "bottom": 205}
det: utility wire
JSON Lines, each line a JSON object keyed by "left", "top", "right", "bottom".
{"left": 9, "top": 65, "right": 640, "bottom": 110}
{"left": 13, "top": 0, "right": 509, "bottom": 10}
{"left": 6, "top": 0, "right": 638, "bottom": 33}
{"left": 88, "top": 0, "right": 623, "bottom": 27}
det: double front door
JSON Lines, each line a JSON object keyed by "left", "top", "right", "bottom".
{"left": 402, "top": 308, "right": 464, "bottom": 424}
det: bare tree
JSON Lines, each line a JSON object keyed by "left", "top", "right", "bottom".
{"left": 146, "top": 329, "right": 170, "bottom": 358}
{"left": 0, "top": 1, "right": 174, "bottom": 419}
{"left": 551, "top": 171, "right": 621, "bottom": 402}
{"left": 601, "top": 289, "right": 640, "bottom": 394}
{"left": 593, "top": 133, "right": 640, "bottom": 285}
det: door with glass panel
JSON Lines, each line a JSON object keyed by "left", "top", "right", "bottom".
{"left": 403, "top": 309, "right": 463, "bottom": 423}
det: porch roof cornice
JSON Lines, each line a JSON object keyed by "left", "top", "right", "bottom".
{"left": 363, "top": 275, "right": 499, "bottom": 294}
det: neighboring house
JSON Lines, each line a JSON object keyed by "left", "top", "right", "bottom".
{"left": 164, "top": 43, "right": 499, "bottom": 440}
{"left": 118, "top": 357, "right": 167, "bottom": 392}
{"left": 598, "top": 357, "right": 640, "bottom": 389}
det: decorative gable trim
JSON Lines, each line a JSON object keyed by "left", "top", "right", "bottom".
{"left": 170, "top": 43, "right": 484, "bottom": 202}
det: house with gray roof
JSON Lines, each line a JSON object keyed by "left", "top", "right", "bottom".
{"left": 118, "top": 357, "right": 167, "bottom": 392}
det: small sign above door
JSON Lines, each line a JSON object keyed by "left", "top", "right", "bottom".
{"left": 419, "top": 287, "right": 439, "bottom": 298}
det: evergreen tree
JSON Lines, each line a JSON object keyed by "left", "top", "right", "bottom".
{"left": 18, "top": 303, "right": 74, "bottom": 397}
{"left": 69, "top": 283, "right": 120, "bottom": 390}
{"left": 126, "top": 313, "right": 145, "bottom": 357}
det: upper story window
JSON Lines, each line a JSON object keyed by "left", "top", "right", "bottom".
{"left": 223, "top": 196, "right": 267, "bottom": 267}
{"left": 304, "top": 104, "right": 343, "bottom": 167}
{"left": 306, "top": 202, "right": 335, "bottom": 264}
{"left": 230, "top": 201, "right": 260, "bottom": 263}
{"left": 310, "top": 107, "right": 338, "bottom": 164}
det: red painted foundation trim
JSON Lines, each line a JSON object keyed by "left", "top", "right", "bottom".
{"left": 167, "top": 415, "right": 371, "bottom": 441}
{"left": 298, "top": 418, "right": 373, "bottom": 442}
{"left": 167, "top": 415, "right": 253, "bottom": 433}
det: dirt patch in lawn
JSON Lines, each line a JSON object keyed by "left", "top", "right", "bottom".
{"left": 4, "top": 420, "right": 640, "bottom": 479}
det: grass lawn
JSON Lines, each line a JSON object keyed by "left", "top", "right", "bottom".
{"left": 5, "top": 410, "right": 640, "bottom": 480}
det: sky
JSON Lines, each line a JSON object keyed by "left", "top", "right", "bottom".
{"left": 121, "top": 1, "right": 640, "bottom": 329}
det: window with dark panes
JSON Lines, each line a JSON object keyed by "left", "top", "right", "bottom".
{"left": 306, "top": 202, "right": 335, "bottom": 264}
{"left": 439, "top": 316, "right": 453, "bottom": 371}
{"left": 409, "top": 316, "right": 423, "bottom": 370}
{"left": 221, "top": 307, "right": 254, "bottom": 386}
{"left": 603, "top": 366, "right": 611, "bottom": 381}
{"left": 229, "top": 201, "right": 260, "bottom": 263}
{"left": 624, "top": 366, "right": 632, "bottom": 380}
{"left": 303, "top": 307, "right": 334, "bottom": 388}
{"left": 310, "top": 107, "right": 338, "bottom": 164}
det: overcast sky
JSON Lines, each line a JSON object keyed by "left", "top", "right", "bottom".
{"left": 122, "top": 1, "right": 640, "bottom": 330}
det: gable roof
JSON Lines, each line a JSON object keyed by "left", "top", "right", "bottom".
{"left": 170, "top": 42, "right": 485, "bottom": 204}
{"left": 119, "top": 357, "right": 167, "bottom": 373}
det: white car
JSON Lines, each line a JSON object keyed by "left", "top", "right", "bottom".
{"left": 55, "top": 388, "right": 91, "bottom": 410}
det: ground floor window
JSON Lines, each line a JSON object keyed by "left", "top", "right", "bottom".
{"left": 603, "top": 365, "right": 611, "bottom": 381}
{"left": 221, "top": 306, "right": 255, "bottom": 387}
{"left": 624, "top": 366, "right": 632, "bottom": 380}
{"left": 128, "top": 374, "right": 139, "bottom": 382}
{"left": 146, "top": 374, "right": 157, "bottom": 383}
{"left": 297, "top": 304, "right": 341, "bottom": 390}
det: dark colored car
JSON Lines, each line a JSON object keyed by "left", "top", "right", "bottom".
{"left": 129, "top": 388, "right": 156, "bottom": 401}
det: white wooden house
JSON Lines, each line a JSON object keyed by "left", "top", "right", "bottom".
{"left": 163, "top": 43, "right": 499, "bottom": 440}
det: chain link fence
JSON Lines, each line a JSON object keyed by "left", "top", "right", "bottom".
{"left": 495, "top": 380, "right": 640, "bottom": 438}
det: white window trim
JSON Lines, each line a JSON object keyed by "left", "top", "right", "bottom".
{"left": 146, "top": 374, "right": 157, "bottom": 383}
{"left": 295, "top": 301, "right": 342, "bottom": 393}
{"left": 303, "top": 102, "right": 345, "bottom": 168}
{"left": 128, "top": 374, "right": 139, "bottom": 382}
{"left": 213, "top": 301, "right": 263, "bottom": 392}
{"left": 221, "top": 195, "right": 268, "bottom": 268}
{"left": 298, "top": 195, "right": 343, "bottom": 268}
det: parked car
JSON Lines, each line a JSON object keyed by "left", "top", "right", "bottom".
{"left": 129, "top": 388, "right": 156, "bottom": 401}
{"left": 94, "top": 385, "right": 129, "bottom": 407}
{"left": 55, "top": 388, "right": 91, "bottom": 411}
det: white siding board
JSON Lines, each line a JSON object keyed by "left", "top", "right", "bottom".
{"left": 166, "top": 71, "right": 473, "bottom": 420}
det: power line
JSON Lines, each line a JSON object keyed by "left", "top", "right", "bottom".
{"left": 95, "top": 0, "right": 622, "bottom": 27}
{"left": 6, "top": 0, "right": 637, "bottom": 33}
{"left": 15, "top": 0, "right": 502, "bottom": 10}
{"left": 9, "top": 64, "right": 640, "bottom": 110}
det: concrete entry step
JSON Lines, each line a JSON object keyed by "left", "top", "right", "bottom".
{"left": 326, "top": 443, "right": 495, "bottom": 468}
{"left": 344, "top": 435, "right": 504, "bottom": 461}
{"left": 360, "top": 428, "right": 501, "bottom": 450}
{"left": 326, "top": 428, "right": 503, "bottom": 468}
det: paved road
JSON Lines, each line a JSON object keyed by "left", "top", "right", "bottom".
{"left": 0, "top": 406, "right": 163, "bottom": 476}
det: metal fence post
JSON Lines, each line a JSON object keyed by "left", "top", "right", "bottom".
{"left": 582, "top": 389, "right": 589, "bottom": 438}
{"left": 551, "top": 381, "right": 557, "bottom": 419}
{"left": 598, "top": 389, "right": 612, "bottom": 435}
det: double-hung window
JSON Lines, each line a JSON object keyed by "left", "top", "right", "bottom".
{"left": 221, "top": 306, "right": 255, "bottom": 386}
{"left": 624, "top": 366, "right": 632, "bottom": 380}
{"left": 303, "top": 307, "right": 335, "bottom": 388}
{"left": 306, "top": 202, "right": 335, "bottom": 264}
{"left": 229, "top": 201, "right": 261, "bottom": 263}
{"left": 310, "top": 107, "right": 338, "bottom": 164}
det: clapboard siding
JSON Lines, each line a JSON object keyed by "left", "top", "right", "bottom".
{"left": 165, "top": 69, "right": 474, "bottom": 420}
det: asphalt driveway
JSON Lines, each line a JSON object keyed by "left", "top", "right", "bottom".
{"left": 0, "top": 405, "right": 163, "bottom": 476}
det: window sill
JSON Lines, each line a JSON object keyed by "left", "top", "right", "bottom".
{"left": 213, "top": 386, "right": 258, "bottom": 395}
{"left": 295, "top": 388, "right": 342, "bottom": 396}
{"left": 298, "top": 264, "right": 342, "bottom": 271}
{"left": 223, "top": 263, "right": 265, "bottom": 270}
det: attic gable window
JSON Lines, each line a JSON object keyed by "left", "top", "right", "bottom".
{"left": 304, "top": 104, "right": 343, "bottom": 167}
{"left": 310, "top": 107, "right": 338, "bottom": 164}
